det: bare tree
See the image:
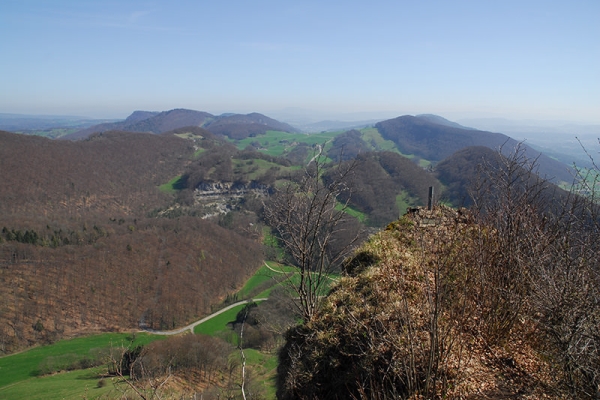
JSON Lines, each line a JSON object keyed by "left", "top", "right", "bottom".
{"left": 264, "top": 148, "right": 362, "bottom": 321}
{"left": 105, "top": 344, "right": 172, "bottom": 400}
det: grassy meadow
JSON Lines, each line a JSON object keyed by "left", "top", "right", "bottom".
{"left": 0, "top": 332, "right": 161, "bottom": 397}
{"left": 0, "top": 258, "right": 328, "bottom": 399}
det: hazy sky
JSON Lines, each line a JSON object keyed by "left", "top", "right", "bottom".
{"left": 1, "top": 0, "right": 599, "bottom": 122}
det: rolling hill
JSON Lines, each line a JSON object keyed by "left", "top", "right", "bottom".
{"left": 65, "top": 109, "right": 299, "bottom": 140}
{"left": 376, "top": 115, "right": 574, "bottom": 185}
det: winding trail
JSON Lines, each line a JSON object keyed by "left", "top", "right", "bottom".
{"left": 143, "top": 262, "right": 337, "bottom": 336}
{"left": 142, "top": 298, "right": 268, "bottom": 335}
{"left": 262, "top": 261, "right": 287, "bottom": 274}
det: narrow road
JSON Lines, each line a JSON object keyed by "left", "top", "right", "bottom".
{"left": 262, "top": 261, "right": 287, "bottom": 274}
{"left": 307, "top": 144, "right": 323, "bottom": 165}
{"left": 142, "top": 298, "right": 268, "bottom": 335}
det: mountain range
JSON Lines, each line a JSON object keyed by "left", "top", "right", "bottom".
{"left": 64, "top": 109, "right": 299, "bottom": 140}
{"left": 377, "top": 115, "right": 573, "bottom": 184}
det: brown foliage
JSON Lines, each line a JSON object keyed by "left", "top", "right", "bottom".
{"left": 0, "top": 131, "right": 265, "bottom": 353}
{"left": 331, "top": 151, "right": 440, "bottom": 226}
{"left": 277, "top": 145, "right": 600, "bottom": 399}
{"left": 0, "top": 216, "right": 263, "bottom": 352}
{"left": 0, "top": 130, "right": 194, "bottom": 216}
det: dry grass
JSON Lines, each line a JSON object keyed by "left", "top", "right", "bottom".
{"left": 277, "top": 206, "right": 573, "bottom": 399}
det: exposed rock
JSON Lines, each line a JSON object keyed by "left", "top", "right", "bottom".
{"left": 192, "top": 181, "right": 271, "bottom": 218}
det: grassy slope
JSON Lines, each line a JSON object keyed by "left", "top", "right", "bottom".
{"left": 234, "top": 130, "right": 340, "bottom": 156}
{"left": 193, "top": 304, "right": 247, "bottom": 337}
{"left": 0, "top": 333, "right": 161, "bottom": 395}
{"left": 232, "top": 158, "right": 300, "bottom": 180}
{"left": 158, "top": 175, "right": 185, "bottom": 193}
{"left": 234, "top": 262, "right": 297, "bottom": 299}
{"left": 244, "top": 348, "right": 279, "bottom": 399}
{"left": 0, "top": 367, "right": 113, "bottom": 400}
{"left": 360, "top": 127, "right": 398, "bottom": 152}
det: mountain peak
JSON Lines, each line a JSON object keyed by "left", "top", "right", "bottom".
{"left": 124, "top": 110, "right": 160, "bottom": 123}
{"left": 415, "top": 114, "right": 471, "bottom": 129}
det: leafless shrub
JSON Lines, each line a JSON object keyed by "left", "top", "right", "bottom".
{"left": 471, "top": 141, "right": 600, "bottom": 397}
{"left": 276, "top": 142, "right": 600, "bottom": 399}
{"left": 263, "top": 148, "right": 362, "bottom": 322}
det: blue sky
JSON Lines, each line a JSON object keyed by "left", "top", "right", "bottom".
{"left": 1, "top": 0, "right": 599, "bottom": 123}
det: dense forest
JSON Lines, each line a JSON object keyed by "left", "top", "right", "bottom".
{"left": 0, "top": 129, "right": 265, "bottom": 351}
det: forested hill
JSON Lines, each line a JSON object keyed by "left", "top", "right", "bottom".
{"left": 203, "top": 112, "right": 300, "bottom": 139}
{"left": 0, "top": 129, "right": 194, "bottom": 216}
{"left": 66, "top": 108, "right": 299, "bottom": 140}
{"left": 0, "top": 129, "right": 264, "bottom": 352}
{"left": 376, "top": 115, "right": 574, "bottom": 185}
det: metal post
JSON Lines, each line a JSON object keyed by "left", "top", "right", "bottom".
{"left": 428, "top": 186, "right": 434, "bottom": 210}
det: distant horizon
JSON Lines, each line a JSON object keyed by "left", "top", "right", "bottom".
{"left": 2, "top": 107, "right": 600, "bottom": 128}
{"left": 2, "top": 1, "right": 599, "bottom": 126}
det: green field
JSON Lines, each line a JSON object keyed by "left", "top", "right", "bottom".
{"left": 0, "top": 366, "right": 115, "bottom": 400}
{"left": 234, "top": 130, "right": 340, "bottom": 157}
{"left": 360, "top": 127, "right": 399, "bottom": 152}
{"left": 234, "top": 262, "right": 296, "bottom": 299}
{"left": 336, "top": 202, "right": 367, "bottom": 223}
{"left": 0, "top": 255, "right": 338, "bottom": 399}
{"left": 243, "top": 348, "right": 278, "bottom": 399}
{"left": 158, "top": 175, "right": 186, "bottom": 193}
{"left": 0, "top": 332, "right": 160, "bottom": 396}
{"left": 232, "top": 158, "right": 298, "bottom": 180}
{"left": 194, "top": 304, "right": 247, "bottom": 337}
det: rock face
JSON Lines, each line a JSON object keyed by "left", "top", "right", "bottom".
{"left": 193, "top": 181, "right": 271, "bottom": 218}
{"left": 195, "top": 181, "right": 271, "bottom": 197}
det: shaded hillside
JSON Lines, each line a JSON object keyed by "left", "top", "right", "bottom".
{"left": 204, "top": 112, "right": 300, "bottom": 139}
{"left": 329, "top": 151, "right": 441, "bottom": 226}
{"left": 435, "top": 145, "right": 572, "bottom": 210}
{"left": 326, "top": 129, "right": 371, "bottom": 161}
{"left": 65, "top": 109, "right": 213, "bottom": 139}
{"left": 435, "top": 146, "right": 503, "bottom": 206}
{"left": 66, "top": 109, "right": 298, "bottom": 140}
{"left": 0, "top": 130, "right": 195, "bottom": 216}
{"left": 127, "top": 108, "right": 214, "bottom": 134}
{"left": 375, "top": 115, "right": 573, "bottom": 184}
{"left": 0, "top": 130, "right": 264, "bottom": 353}
{"left": 415, "top": 113, "right": 474, "bottom": 129}
{"left": 124, "top": 110, "right": 160, "bottom": 123}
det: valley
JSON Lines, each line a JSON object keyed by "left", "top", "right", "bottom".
{"left": 0, "top": 108, "right": 598, "bottom": 399}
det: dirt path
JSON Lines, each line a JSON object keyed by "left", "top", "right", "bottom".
{"left": 263, "top": 261, "right": 287, "bottom": 274}
{"left": 142, "top": 298, "right": 268, "bottom": 335}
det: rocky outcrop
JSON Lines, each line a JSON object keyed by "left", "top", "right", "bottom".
{"left": 195, "top": 181, "right": 271, "bottom": 198}
{"left": 193, "top": 181, "right": 271, "bottom": 218}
